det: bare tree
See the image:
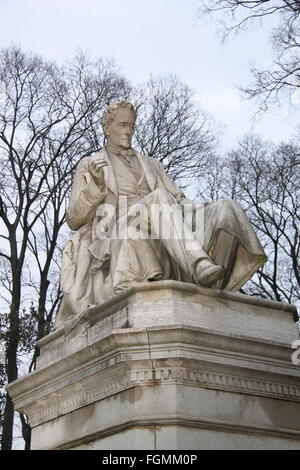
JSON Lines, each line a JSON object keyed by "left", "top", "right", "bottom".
{"left": 133, "top": 75, "right": 218, "bottom": 186}
{"left": 0, "top": 45, "right": 130, "bottom": 450}
{"left": 198, "top": 135, "right": 300, "bottom": 305}
{"left": 198, "top": 0, "right": 300, "bottom": 110}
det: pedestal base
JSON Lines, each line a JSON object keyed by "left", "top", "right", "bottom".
{"left": 7, "top": 281, "right": 300, "bottom": 450}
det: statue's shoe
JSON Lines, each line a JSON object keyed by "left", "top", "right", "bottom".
{"left": 195, "top": 261, "right": 225, "bottom": 288}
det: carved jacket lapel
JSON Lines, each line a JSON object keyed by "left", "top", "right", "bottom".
{"left": 135, "top": 151, "right": 157, "bottom": 191}
{"left": 98, "top": 148, "right": 157, "bottom": 196}
{"left": 98, "top": 147, "right": 118, "bottom": 197}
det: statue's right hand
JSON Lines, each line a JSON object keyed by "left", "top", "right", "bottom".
{"left": 88, "top": 158, "right": 108, "bottom": 188}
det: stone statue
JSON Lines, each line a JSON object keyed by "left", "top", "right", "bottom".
{"left": 55, "top": 100, "right": 267, "bottom": 328}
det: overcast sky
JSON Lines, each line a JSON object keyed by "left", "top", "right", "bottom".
{"left": 0, "top": 0, "right": 298, "bottom": 150}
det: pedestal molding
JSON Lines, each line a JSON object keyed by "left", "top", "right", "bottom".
{"left": 18, "top": 363, "right": 300, "bottom": 428}
{"left": 37, "top": 281, "right": 299, "bottom": 350}
{"left": 6, "top": 283, "right": 300, "bottom": 449}
{"left": 55, "top": 415, "right": 300, "bottom": 450}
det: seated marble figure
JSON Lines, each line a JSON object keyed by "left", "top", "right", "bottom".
{"left": 55, "top": 100, "right": 267, "bottom": 327}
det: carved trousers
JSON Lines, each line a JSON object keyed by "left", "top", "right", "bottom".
{"left": 109, "top": 187, "right": 210, "bottom": 291}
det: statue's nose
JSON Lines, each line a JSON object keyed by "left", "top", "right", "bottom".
{"left": 124, "top": 126, "right": 131, "bottom": 135}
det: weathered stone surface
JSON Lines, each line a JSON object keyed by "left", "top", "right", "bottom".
{"left": 56, "top": 99, "right": 267, "bottom": 327}
{"left": 7, "top": 281, "right": 300, "bottom": 449}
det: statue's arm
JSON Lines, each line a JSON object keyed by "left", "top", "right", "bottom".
{"left": 66, "top": 158, "right": 106, "bottom": 231}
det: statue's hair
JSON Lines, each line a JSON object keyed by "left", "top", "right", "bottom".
{"left": 101, "top": 100, "right": 136, "bottom": 132}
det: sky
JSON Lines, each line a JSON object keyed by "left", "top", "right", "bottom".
{"left": 0, "top": 0, "right": 298, "bottom": 149}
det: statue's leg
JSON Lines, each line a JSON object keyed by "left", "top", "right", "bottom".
{"left": 129, "top": 188, "right": 224, "bottom": 285}
{"left": 193, "top": 198, "right": 267, "bottom": 291}
{"left": 109, "top": 237, "right": 165, "bottom": 292}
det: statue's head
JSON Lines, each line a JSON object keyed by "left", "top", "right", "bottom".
{"left": 101, "top": 100, "right": 136, "bottom": 150}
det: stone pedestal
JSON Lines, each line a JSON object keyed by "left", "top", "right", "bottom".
{"left": 7, "top": 281, "right": 300, "bottom": 450}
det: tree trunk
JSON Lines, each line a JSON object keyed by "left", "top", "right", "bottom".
{"left": 1, "top": 394, "right": 14, "bottom": 450}
{"left": 20, "top": 413, "right": 31, "bottom": 450}
{"left": 1, "top": 281, "right": 21, "bottom": 450}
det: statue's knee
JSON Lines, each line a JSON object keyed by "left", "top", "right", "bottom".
{"left": 224, "top": 197, "right": 241, "bottom": 209}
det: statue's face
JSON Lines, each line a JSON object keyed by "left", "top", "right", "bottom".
{"left": 107, "top": 108, "right": 135, "bottom": 149}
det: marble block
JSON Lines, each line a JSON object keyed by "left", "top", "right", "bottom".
{"left": 7, "top": 280, "right": 300, "bottom": 450}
